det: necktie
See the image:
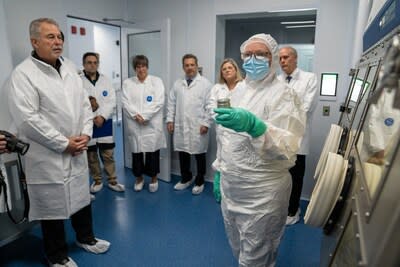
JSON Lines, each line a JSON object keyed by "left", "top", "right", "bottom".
{"left": 286, "top": 76, "right": 292, "bottom": 83}
{"left": 187, "top": 79, "right": 192, "bottom": 86}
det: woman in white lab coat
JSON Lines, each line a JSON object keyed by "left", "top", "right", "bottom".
{"left": 122, "top": 55, "right": 166, "bottom": 193}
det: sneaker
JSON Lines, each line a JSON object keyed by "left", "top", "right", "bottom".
{"left": 286, "top": 209, "right": 300, "bottom": 225}
{"left": 192, "top": 184, "right": 204, "bottom": 195}
{"left": 48, "top": 257, "right": 78, "bottom": 267}
{"left": 90, "top": 182, "right": 103, "bottom": 193}
{"left": 108, "top": 183, "right": 125, "bottom": 192}
{"left": 174, "top": 178, "right": 193, "bottom": 190}
{"left": 149, "top": 181, "right": 159, "bottom": 193}
{"left": 134, "top": 179, "right": 144, "bottom": 192}
{"left": 90, "top": 194, "right": 96, "bottom": 201}
{"left": 76, "top": 238, "right": 110, "bottom": 254}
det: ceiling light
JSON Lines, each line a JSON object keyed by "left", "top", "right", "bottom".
{"left": 285, "top": 25, "right": 316, "bottom": 29}
{"left": 269, "top": 8, "right": 317, "bottom": 13}
{"left": 281, "top": 20, "right": 315, "bottom": 25}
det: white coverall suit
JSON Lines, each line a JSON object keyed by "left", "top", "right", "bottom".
{"left": 216, "top": 34, "right": 306, "bottom": 267}
{"left": 8, "top": 55, "right": 93, "bottom": 221}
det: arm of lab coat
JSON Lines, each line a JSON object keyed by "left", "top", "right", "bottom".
{"left": 141, "top": 77, "right": 165, "bottom": 121}
{"left": 166, "top": 82, "right": 177, "bottom": 123}
{"left": 121, "top": 79, "right": 140, "bottom": 118}
{"left": 205, "top": 84, "right": 219, "bottom": 125}
{"left": 80, "top": 88, "right": 94, "bottom": 137}
{"left": 8, "top": 71, "right": 69, "bottom": 153}
{"left": 259, "top": 89, "right": 306, "bottom": 160}
{"left": 199, "top": 81, "right": 213, "bottom": 127}
{"left": 302, "top": 73, "right": 318, "bottom": 113}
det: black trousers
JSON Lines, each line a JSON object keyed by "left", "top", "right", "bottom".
{"left": 178, "top": 151, "right": 206, "bottom": 185}
{"left": 288, "top": 155, "right": 306, "bottom": 216}
{"left": 132, "top": 150, "right": 160, "bottom": 177}
{"left": 40, "top": 204, "right": 95, "bottom": 264}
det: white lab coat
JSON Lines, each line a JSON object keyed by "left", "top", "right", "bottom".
{"left": 8, "top": 55, "right": 93, "bottom": 221}
{"left": 207, "top": 80, "right": 246, "bottom": 170}
{"left": 218, "top": 76, "right": 306, "bottom": 266}
{"left": 81, "top": 72, "right": 116, "bottom": 145}
{"left": 166, "top": 74, "right": 212, "bottom": 154}
{"left": 122, "top": 75, "right": 166, "bottom": 153}
{"left": 278, "top": 68, "right": 318, "bottom": 155}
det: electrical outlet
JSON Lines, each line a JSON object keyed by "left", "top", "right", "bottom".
{"left": 323, "top": 106, "right": 330, "bottom": 116}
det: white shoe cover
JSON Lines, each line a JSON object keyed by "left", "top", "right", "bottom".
{"left": 48, "top": 257, "right": 78, "bottom": 267}
{"left": 76, "top": 238, "right": 110, "bottom": 254}
{"left": 108, "top": 183, "right": 125, "bottom": 192}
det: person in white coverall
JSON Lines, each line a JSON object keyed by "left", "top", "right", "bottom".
{"left": 7, "top": 18, "right": 109, "bottom": 267}
{"left": 207, "top": 58, "right": 245, "bottom": 202}
{"left": 278, "top": 46, "right": 318, "bottom": 225}
{"left": 213, "top": 34, "right": 306, "bottom": 267}
{"left": 81, "top": 52, "right": 125, "bottom": 193}
{"left": 122, "top": 55, "right": 166, "bottom": 193}
{"left": 167, "top": 54, "right": 212, "bottom": 195}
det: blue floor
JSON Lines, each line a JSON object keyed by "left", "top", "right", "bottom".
{"left": 0, "top": 125, "right": 322, "bottom": 266}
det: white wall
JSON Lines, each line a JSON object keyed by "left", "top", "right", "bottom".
{"left": 3, "top": 0, "right": 126, "bottom": 66}
{"left": 126, "top": 0, "right": 361, "bottom": 198}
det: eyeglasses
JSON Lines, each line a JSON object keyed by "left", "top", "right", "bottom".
{"left": 241, "top": 52, "right": 271, "bottom": 61}
{"left": 85, "top": 61, "right": 98, "bottom": 65}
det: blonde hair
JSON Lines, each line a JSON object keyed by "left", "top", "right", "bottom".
{"left": 218, "top": 58, "right": 243, "bottom": 84}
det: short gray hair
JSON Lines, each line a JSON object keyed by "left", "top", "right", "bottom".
{"left": 29, "top": 18, "right": 59, "bottom": 39}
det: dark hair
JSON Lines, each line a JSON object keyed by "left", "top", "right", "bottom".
{"left": 182, "top": 54, "right": 198, "bottom": 66}
{"left": 132, "top": 55, "right": 149, "bottom": 69}
{"left": 82, "top": 52, "right": 99, "bottom": 64}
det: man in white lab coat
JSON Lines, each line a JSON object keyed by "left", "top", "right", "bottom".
{"left": 81, "top": 52, "right": 125, "bottom": 193}
{"left": 166, "top": 54, "right": 212, "bottom": 195}
{"left": 278, "top": 46, "right": 318, "bottom": 225}
{"left": 7, "top": 18, "right": 109, "bottom": 267}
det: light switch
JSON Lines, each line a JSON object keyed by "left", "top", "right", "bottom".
{"left": 323, "top": 106, "right": 330, "bottom": 116}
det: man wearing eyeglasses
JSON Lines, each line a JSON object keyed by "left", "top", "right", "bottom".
{"left": 278, "top": 46, "right": 318, "bottom": 225}
{"left": 213, "top": 34, "right": 306, "bottom": 266}
{"left": 81, "top": 52, "right": 125, "bottom": 194}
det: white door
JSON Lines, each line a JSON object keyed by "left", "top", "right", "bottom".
{"left": 121, "top": 18, "right": 171, "bottom": 182}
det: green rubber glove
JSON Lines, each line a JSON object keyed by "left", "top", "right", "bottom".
{"left": 213, "top": 171, "right": 221, "bottom": 203}
{"left": 214, "top": 108, "right": 267, "bottom": 137}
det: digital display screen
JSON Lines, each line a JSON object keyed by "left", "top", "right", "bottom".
{"left": 320, "top": 73, "right": 338, "bottom": 96}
